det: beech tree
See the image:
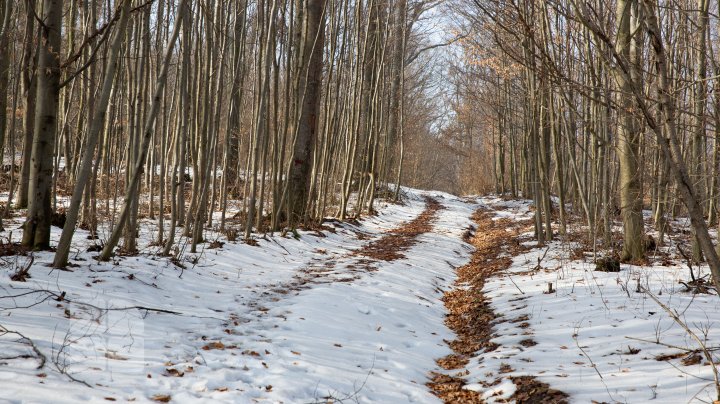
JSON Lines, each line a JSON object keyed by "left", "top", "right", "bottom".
{"left": 0, "top": 0, "right": 430, "bottom": 264}
{"left": 287, "top": 0, "right": 326, "bottom": 225}
{"left": 448, "top": 0, "right": 720, "bottom": 283}
{"left": 22, "top": 0, "right": 63, "bottom": 250}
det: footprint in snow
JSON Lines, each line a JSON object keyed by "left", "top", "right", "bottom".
{"left": 355, "top": 304, "right": 373, "bottom": 315}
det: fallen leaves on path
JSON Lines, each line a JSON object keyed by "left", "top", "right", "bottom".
{"left": 357, "top": 197, "right": 443, "bottom": 261}
{"left": 428, "top": 207, "right": 568, "bottom": 403}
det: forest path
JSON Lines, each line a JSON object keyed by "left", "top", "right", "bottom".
{"left": 154, "top": 192, "right": 479, "bottom": 403}
{"left": 6, "top": 192, "right": 720, "bottom": 403}
{"left": 428, "top": 202, "right": 569, "bottom": 403}
{"left": 0, "top": 191, "right": 485, "bottom": 403}
{"left": 242, "top": 196, "right": 444, "bottom": 318}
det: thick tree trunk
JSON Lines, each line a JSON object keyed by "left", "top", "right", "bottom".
{"left": 22, "top": 0, "right": 63, "bottom": 250}
{"left": 614, "top": 0, "right": 645, "bottom": 261}
{"left": 287, "top": 0, "right": 326, "bottom": 226}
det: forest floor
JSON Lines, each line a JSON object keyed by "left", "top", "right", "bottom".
{"left": 1, "top": 188, "right": 720, "bottom": 403}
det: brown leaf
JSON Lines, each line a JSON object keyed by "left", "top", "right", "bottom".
{"left": 164, "top": 368, "right": 184, "bottom": 377}
{"left": 655, "top": 351, "right": 686, "bottom": 361}
{"left": 151, "top": 394, "right": 171, "bottom": 403}
{"left": 202, "top": 341, "right": 225, "bottom": 350}
{"left": 681, "top": 353, "right": 703, "bottom": 366}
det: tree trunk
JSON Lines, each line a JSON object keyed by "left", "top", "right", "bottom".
{"left": 100, "top": 0, "right": 188, "bottom": 261}
{"left": 287, "top": 0, "right": 326, "bottom": 226}
{"left": 22, "top": 0, "right": 63, "bottom": 250}
{"left": 614, "top": 0, "right": 645, "bottom": 261}
{"left": 53, "top": 0, "right": 130, "bottom": 267}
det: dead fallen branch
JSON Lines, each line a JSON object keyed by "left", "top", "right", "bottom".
{"left": 0, "top": 324, "right": 46, "bottom": 369}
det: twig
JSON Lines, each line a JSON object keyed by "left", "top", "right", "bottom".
{"left": 641, "top": 286, "right": 720, "bottom": 401}
{"left": 676, "top": 244, "right": 696, "bottom": 282}
{"left": 665, "top": 358, "right": 715, "bottom": 382}
{"left": 104, "top": 305, "right": 182, "bottom": 315}
{"left": 51, "top": 325, "right": 94, "bottom": 388}
{"left": 573, "top": 323, "right": 617, "bottom": 402}
{"left": 0, "top": 288, "right": 183, "bottom": 316}
{"left": 688, "top": 382, "right": 717, "bottom": 404}
{"left": 503, "top": 268, "right": 525, "bottom": 294}
{"left": 305, "top": 355, "right": 376, "bottom": 404}
{"left": 64, "top": 371, "right": 93, "bottom": 388}
{"left": 10, "top": 254, "right": 34, "bottom": 282}
{"left": 533, "top": 246, "right": 551, "bottom": 271}
{"left": 624, "top": 336, "right": 720, "bottom": 352}
{"left": 0, "top": 324, "right": 46, "bottom": 369}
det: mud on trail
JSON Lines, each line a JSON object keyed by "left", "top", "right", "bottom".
{"left": 428, "top": 206, "right": 569, "bottom": 403}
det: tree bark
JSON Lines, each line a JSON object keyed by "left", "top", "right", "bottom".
{"left": 53, "top": 0, "right": 130, "bottom": 267}
{"left": 22, "top": 0, "right": 63, "bottom": 250}
{"left": 287, "top": 0, "right": 326, "bottom": 225}
{"left": 614, "top": 0, "right": 645, "bottom": 261}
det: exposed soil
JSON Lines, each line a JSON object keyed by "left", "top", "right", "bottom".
{"left": 427, "top": 207, "right": 569, "bottom": 403}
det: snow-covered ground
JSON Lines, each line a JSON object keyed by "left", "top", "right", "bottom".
{"left": 0, "top": 188, "right": 477, "bottom": 403}
{"left": 469, "top": 197, "right": 720, "bottom": 404}
{"left": 4, "top": 189, "right": 720, "bottom": 403}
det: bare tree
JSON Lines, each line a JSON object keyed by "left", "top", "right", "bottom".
{"left": 22, "top": 0, "right": 64, "bottom": 250}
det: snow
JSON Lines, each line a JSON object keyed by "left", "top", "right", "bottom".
{"left": 0, "top": 188, "right": 477, "bottom": 403}
{"left": 469, "top": 197, "right": 720, "bottom": 404}
{"left": 3, "top": 188, "right": 720, "bottom": 403}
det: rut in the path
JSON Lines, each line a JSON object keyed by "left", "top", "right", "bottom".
{"left": 246, "top": 196, "right": 443, "bottom": 313}
{"left": 427, "top": 207, "right": 568, "bottom": 404}
{"left": 356, "top": 196, "right": 443, "bottom": 261}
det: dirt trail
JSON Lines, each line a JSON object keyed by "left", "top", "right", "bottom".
{"left": 427, "top": 206, "right": 568, "bottom": 403}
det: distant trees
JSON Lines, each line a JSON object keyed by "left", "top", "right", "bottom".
{"left": 452, "top": 0, "right": 720, "bottom": 273}
{"left": 20, "top": 0, "right": 720, "bottom": 277}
